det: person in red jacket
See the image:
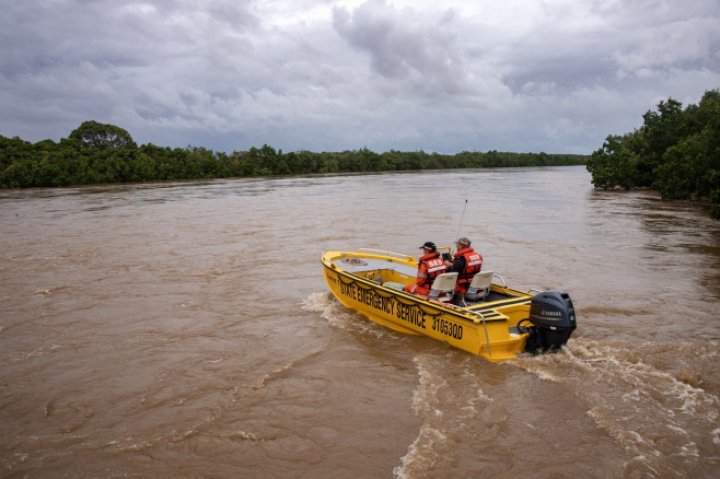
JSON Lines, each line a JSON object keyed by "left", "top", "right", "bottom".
{"left": 404, "top": 241, "right": 447, "bottom": 296}
{"left": 445, "top": 237, "right": 483, "bottom": 298}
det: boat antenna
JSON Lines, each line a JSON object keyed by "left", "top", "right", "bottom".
{"left": 454, "top": 199, "right": 468, "bottom": 242}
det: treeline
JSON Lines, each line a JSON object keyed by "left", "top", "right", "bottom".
{"left": 0, "top": 120, "right": 586, "bottom": 189}
{"left": 587, "top": 89, "right": 720, "bottom": 218}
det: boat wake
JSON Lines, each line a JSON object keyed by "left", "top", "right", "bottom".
{"left": 305, "top": 293, "right": 719, "bottom": 477}
{"left": 392, "top": 338, "right": 720, "bottom": 478}
{"left": 394, "top": 353, "right": 497, "bottom": 479}
{"left": 514, "top": 338, "right": 720, "bottom": 477}
{"left": 302, "top": 292, "right": 401, "bottom": 340}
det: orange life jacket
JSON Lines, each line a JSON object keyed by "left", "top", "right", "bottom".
{"left": 454, "top": 247, "right": 483, "bottom": 291}
{"left": 405, "top": 252, "right": 446, "bottom": 295}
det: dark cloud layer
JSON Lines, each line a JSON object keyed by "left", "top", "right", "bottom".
{"left": 1, "top": 0, "right": 718, "bottom": 153}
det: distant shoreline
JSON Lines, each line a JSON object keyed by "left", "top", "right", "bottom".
{"left": 0, "top": 121, "right": 587, "bottom": 190}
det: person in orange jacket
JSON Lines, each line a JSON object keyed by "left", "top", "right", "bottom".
{"left": 444, "top": 237, "right": 483, "bottom": 298}
{"left": 404, "top": 241, "right": 447, "bottom": 296}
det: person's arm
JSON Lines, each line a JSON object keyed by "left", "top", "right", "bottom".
{"left": 417, "top": 261, "right": 429, "bottom": 286}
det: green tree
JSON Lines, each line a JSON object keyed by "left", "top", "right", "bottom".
{"left": 69, "top": 121, "right": 137, "bottom": 149}
{"left": 587, "top": 133, "right": 643, "bottom": 190}
{"left": 3, "top": 120, "right": 589, "bottom": 190}
{"left": 587, "top": 88, "right": 720, "bottom": 218}
{"left": 637, "top": 98, "right": 684, "bottom": 187}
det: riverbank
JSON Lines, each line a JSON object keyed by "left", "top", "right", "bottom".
{"left": 1, "top": 121, "right": 587, "bottom": 189}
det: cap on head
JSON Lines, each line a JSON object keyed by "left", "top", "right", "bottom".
{"left": 419, "top": 241, "right": 437, "bottom": 251}
{"left": 456, "top": 237, "right": 471, "bottom": 247}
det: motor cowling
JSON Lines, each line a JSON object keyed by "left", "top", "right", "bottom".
{"left": 525, "top": 290, "right": 576, "bottom": 352}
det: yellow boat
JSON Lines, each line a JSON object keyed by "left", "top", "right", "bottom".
{"left": 321, "top": 248, "right": 576, "bottom": 362}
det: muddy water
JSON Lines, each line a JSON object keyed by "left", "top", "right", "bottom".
{"left": 1, "top": 166, "right": 719, "bottom": 478}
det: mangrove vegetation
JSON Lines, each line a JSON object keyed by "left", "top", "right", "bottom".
{"left": 587, "top": 88, "right": 720, "bottom": 218}
{"left": 1, "top": 120, "right": 585, "bottom": 189}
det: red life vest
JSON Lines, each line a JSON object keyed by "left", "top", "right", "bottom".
{"left": 418, "top": 252, "right": 446, "bottom": 285}
{"left": 405, "top": 252, "right": 446, "bottom": 295}
{"left": 454, "top": 247, "right": 483, "bottom": 291}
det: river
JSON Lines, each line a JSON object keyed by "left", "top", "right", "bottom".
{"left": 1, "top": 166, "right": 718, "bottom": 478}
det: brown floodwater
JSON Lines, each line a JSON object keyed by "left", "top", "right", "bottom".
{"left": 1, "top": 166, "right": 718, "bottom": 478}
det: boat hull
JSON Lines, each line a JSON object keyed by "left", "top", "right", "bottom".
{"left": 321, "top": 250, "right": 533, "bottom": 362}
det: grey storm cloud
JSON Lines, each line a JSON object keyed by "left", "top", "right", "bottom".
{"left": 332, "top": 2, "right": 467, "bottom": 95}
{"left": 1, "top": 0, "right": 719, "bottom": 154}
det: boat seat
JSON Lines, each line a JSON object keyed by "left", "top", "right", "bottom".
{"left": 465, "top": 271, "right": 493, "bottom": 302}
{"left": 428, "top": 272, "right": 458, "bottom": 302}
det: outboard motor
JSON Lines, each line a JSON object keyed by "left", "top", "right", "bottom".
{"left": 524, "top": 290, "right": 576, "bottom": 353}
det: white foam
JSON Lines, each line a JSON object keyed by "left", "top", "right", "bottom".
{"left": 394, "top": 354, "right": 457, "bottom": 479}
{"left": 301, "top": 291, "right": 333, "bottom": 313}
{"left": 678, "top": 442, "right": 699, "bottom": 458}
{"left": 460, "top": 387, "right": 493, "bottom": 416}
{"left": 302, "top": 292, "right": 353, "bottom": 330}
{"left": 393, "top": 424, "right": 447, "bottom": 479}
{"left": 225, "top": 430, "right": 259, "bottom": 442}
{"left": 587, "top": 408, "right": 658, "bottom": 458}
{"left": 666, "top": 424, "right": 688, "bottom": 436}
{"left": 411, "top": 355, "right": 445, "bottom": 415}
{"left": 622, "top": 388, "right": 641, "bottom": 402}
{"left": 524, "top": 366, "right": 561, "bottom": 383}
{"left": 302, "top": 291, "right": 389, "bottom": 338}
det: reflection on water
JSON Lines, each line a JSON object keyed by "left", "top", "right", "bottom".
{"left": 1, "top": 166, "right": 719, "bottom": 478}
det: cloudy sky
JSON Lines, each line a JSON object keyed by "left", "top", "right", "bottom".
{"left": 1, "top": 0, "right": 719, "bottom": 154}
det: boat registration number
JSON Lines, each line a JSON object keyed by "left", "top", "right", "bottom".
{"left": 431, "top": 317, "right": 463, "bottom": 340}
